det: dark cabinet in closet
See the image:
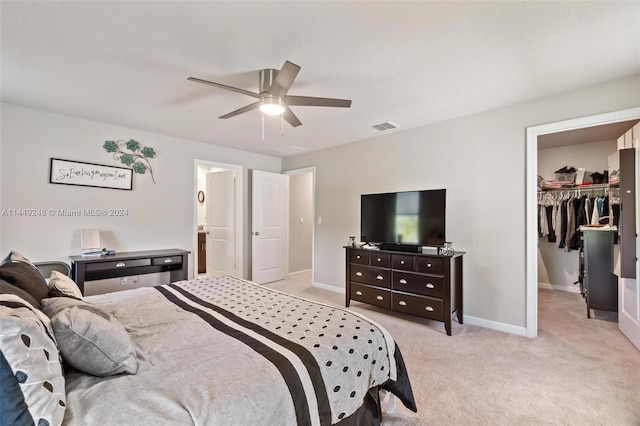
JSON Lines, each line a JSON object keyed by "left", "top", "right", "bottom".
{"left": 580, "top": 228, "right": 617, "bottom": 317}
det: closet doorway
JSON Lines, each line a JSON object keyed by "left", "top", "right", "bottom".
{"left": 525, "top": 107, "right": 640, "bottom": 347}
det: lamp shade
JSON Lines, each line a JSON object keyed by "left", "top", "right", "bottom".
{"left": 80, "top": 229, "right": 101, "bottom": 251}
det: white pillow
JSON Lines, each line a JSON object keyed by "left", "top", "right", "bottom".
{"left": 48, "top": 271, "right": 83, "bottom": 299}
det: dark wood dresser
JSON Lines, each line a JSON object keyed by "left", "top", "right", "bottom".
{"left": 345, "top": 247, "right": 464, "bottom": 335}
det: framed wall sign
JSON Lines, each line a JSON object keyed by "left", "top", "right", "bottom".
{"left": 49, "top": 158, "right": 133, "bottom": 190}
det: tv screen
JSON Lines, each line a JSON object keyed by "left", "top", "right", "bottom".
{"left": 360, "top": 189, "right": 446, "bottom": 247}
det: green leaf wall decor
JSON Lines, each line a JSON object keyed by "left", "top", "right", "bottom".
{"left": 103, "top": 139, "right": 156, "bottom": 184}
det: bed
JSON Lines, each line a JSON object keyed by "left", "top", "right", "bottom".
{"left": 0, "top": 252, "right": 416, "bottom": 426}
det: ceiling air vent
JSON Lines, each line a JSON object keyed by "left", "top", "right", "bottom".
{"left": 275, "top": 145, "right": 307, "bottom": 154}
{"left": 371, "top": 121, "right": 399, "bottom": 131}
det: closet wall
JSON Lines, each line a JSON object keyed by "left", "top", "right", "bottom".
{"left": 538, "top": 139, "right": 617, "bottom": 291}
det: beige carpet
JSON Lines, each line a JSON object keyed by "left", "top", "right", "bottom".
{"left": 266, "top": 272, "right": 640, "bottom": 425}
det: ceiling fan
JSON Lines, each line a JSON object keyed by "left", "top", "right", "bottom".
{"left": 187, "top": 61, "right": 352, "bottom": 127}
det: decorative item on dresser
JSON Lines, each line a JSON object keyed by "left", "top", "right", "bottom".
{"left": 345, "top": 246, "right": 464, "bottom": 335}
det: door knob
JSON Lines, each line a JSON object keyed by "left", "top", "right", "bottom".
{"left": 253, "top": 231, "right": 260, "bottom": 236}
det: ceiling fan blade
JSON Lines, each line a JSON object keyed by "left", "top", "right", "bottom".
{"left": 268, "top": 61, "right": 301, "bottom": 98}
{"left": 283, "top": 106, "right": 302, "bottom": 127}
{"left": 219, "top": 101, "right": 261, "bottom": 119}
{"left": 187, "top": 77, "right": 260, "bottom": 99}
{"left": 285, "top": 95, "right": 352, "bottom": 108}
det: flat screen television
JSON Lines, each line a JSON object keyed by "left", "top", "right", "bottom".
{"left": 360, "top": 189, "right": 446, "bottom": 251}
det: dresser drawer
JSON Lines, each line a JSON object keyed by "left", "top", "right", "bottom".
{"left": 351, "top": 283, "right": 391, "bottom": 309}
{"left": 151, "top": 256, "right": 183, "bottom": 266}
{"left": 86, "top": 258, "right": 151, "bottom": 271}
{"left": 392, "top": 254, "right": 415, "bottom": 271}
{"left": 392, "top": 271, "right": 444, "bottom": 297}
{"left": 350, "top": 265, "right": 391, "bottom": 288}
{"left": 392, "top": 291, "right": 444, "bottom": 321}
{"left": 416, "top": 257, "right": 444, "bottom": 274}
{"left": 350, "top": 250, "right": 370, "bottom": 265}
{"left": 370, "top": 252, "right": 390, "bottom": 268}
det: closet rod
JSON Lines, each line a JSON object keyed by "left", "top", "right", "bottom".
{"left": 539, "top": 183, "right": 610, "bottom": 193}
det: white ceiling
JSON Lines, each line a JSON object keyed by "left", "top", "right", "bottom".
{"left": 538, "top": 119, "right": 639, "bottom": 150}
{"left": 1, "top": 1, "right": 639, "bottom": 158}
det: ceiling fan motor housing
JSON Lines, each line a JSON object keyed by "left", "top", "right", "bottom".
{"left": 259, "top": 69, "right": 279, "bottom": 94}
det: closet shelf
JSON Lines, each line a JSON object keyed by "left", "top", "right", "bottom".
{"left": 538, "top": 183, "right": 610, "bottom": 193}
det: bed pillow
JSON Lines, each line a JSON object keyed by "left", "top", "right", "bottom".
{"left": 0, "top": 262, "right": 49, "bottom": 305}
{"left": 41, "top": 297, "right": 86, "bottom": 319}
{"left": 0, "top": 294, "right": 66, "bottom": 426}
{"left": 1, "top": 251, "right": 36, "bottom": 267}
{"left": 49, "top": 302, "right": 137, "bottom": 376}
{"left": 47, "top": 271, "right": 83, "bottom": 299}
{"left": 0, "top": 278, "right": 41, "bottom": 309}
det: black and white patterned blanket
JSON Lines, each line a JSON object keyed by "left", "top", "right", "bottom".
{"left": 64, "top": 276, "right": 416, "bottom": 425}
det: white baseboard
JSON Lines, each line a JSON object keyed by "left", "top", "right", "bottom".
{"left": 538, "top": 282, "right": 581, "bottom": 293}
{"left": 463, "top": 315, "right": 528, "bottom": 337}
{"left": 312, "top": 281, "right": 345, "bottom": 294}
{"left": 289, "top": 269, "right": 312, "bottom": 277}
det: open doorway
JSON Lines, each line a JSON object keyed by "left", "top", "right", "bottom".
{"left": 526, "top": 107, "right": 640, "bottom": 340}
{"left": 284, "top": 167, "right": 315, "bottom": 284}
{"left": 194, "top": 160, "right": 244, "bottom": 278}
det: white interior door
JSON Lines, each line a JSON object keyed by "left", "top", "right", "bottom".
{"left": 206, "top": 170, "right": 235, "bottom": 276}
{"left": 252, "top": 170, "right": 288, "bottom": 284}
{"left": 618, "top": 147, "right": 640, "bottom": 351}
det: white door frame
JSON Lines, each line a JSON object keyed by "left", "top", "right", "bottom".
{"left": 525, "top": 107, "right": 640, "bottom": 338}
{"left": 284, "top": 167, "right": 316, "bottom": 283}
{"left": 193, "top": 159, "right": 244, "bottom": 278}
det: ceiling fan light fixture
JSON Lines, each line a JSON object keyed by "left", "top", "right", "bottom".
{"left": 259, "top": 96, "right": 285, "bottom": 116}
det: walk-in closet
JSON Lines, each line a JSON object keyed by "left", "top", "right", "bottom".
{"left": 537, "top": 120, "right": 638, "bottom": 321}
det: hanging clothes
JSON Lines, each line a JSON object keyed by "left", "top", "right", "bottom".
{"left": 538, "top": 185, "right": 609, "bottom": 251}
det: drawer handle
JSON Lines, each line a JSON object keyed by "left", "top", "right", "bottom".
{"left": 426, "top": 283, "right": 435, "bottom": 289}
{"left": 426, "top": 263, "right": 432, "bottom": 268}
{"left": 355, "top": 272, "right": 363, "bottom": 277}
{"left": 116, "top": 262, "right": 126, "bottom": 268}
{"left": 399, "top": 279, "right": 407, "bottom": 284}
{"left": 356, "top": 255, "right": 361, "bottom": 259}
{"left": 376, "top": 275, "right": 384, "bottom": 280}
{"left": 425, "top": 306, "right": 434, "bottom": 312}
{"left": 377, "top": 257, "right": 381, "bottom": 262}
{"left": 376, "top": 295, "right": 384, "bottom": 301}
{"left": 163, "top": 258, "right": 173, "bottom": 263}
{"left": 355, "top": 291, "right": 363, "bottom": 296}
{"left": 400, "top": 260, "right": 405, "bottom": 264}
{"left": 398, "top": 300, "right": 407, "bottom": 306}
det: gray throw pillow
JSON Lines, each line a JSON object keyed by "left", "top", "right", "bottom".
{"left": 41, "top": 297, "right": 86, "bottom": 319}
{"left": 50, "top": 304, "right": 137, "bottom": 377}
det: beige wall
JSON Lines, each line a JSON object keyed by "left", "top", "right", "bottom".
{"left": 0, "top": 103, "right": 281, "bottom": 293}
{"left": 282, "top": 74, "right": 640, "bottom": 332}
{"left": 288, "top": 171, "right": 313, "bottom": 273}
